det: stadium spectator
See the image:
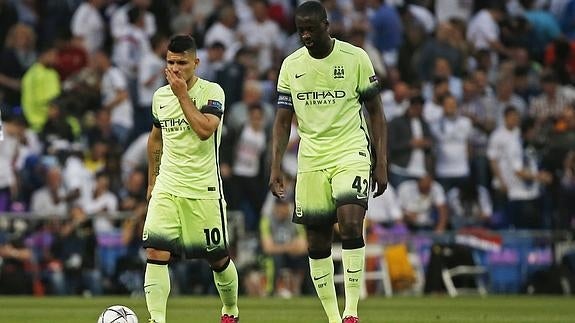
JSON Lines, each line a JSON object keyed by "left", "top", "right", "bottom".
{"left": 196, "top": 41, "right": 227, "bottom": 82}
{"left": 21, "top": 45, "right": 61, "bottom": 132}
{"left": 109, "top": 0, "right": 157, "bottom": 40}
{"left": 429, "top": 94, "right": 473, "bottom": 192}
{"left": 238, "top": 0, "right": 285, "bottom": 74}
{"left": 380, "top": 81, "right": 410, "bottom": 121}
{"left": 135, "top": 34, "right": 168, "bottom": 140}
{"left": 204, "top": 4, "right": 241, "bottom": 62}
{"left": 368, "top": 0, "right": 403, "bottom": 67}
{"left": 259, "top": 199, "right": 307, "bottom": 297}
{"left": 388, "top": 95, "right": 434, "bottom": 188}
{"left": 447, "top": 177, "right": 493, "bottom": 230}
{"left": 29, "top": 166, "right": 69, "bottom": 217}
{"left": 460, "top": 76, "right": 497, "bottom": 188}
{"left": 221, "top": 103, "right": 269, "bottom": 233}
{"left": 488, "top": 107, "right": 552, "bottom": 228}
{"left": 417, "top": 21, "right": 465, "bottom": 81}
{"left": 94, "top": 50, "right": 134, "bottom": 145}
{"left": 50, "top": 206, "right": 101, "bottom": 295}
{"left": 0, "top": 23, "right": 36, "bottom": 114}
{"left": 397, "top": 174, "right": 449, "bottom": 233}
{"left": 70, "top": 0, "right": 106, "bottom": 54}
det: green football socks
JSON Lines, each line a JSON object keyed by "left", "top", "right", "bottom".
{"left": 342, "top": 246, "right": 365, "bottom": 318}
{"left": 309, "top": 256, "right": 341, "bottom": 323}
{"left": 213, "top": 259, "right": 239, "bottom": 317}
{"left": 144, "top": 262, "right": 170, "bottom": 323}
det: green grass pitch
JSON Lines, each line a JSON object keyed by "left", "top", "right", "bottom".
{"left": 0, "top": 296, "right": 573, "bottom": 322}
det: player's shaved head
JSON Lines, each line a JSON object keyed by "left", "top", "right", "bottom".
{"left": 168, "top": 34, "right": 197, "bottom": 54}
{"left": 295, "top": 1, "right": 327, "bottom": 21}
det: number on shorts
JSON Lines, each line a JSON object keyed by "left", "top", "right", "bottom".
{"left": 203, "top": 228, "right": 221, "bottom": 246}
{"left": 352, "top": 176, "right": 368, "bottom": 196}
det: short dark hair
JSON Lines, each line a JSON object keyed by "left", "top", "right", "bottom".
{"left": 504, "top": 105, "right": 518, "bottom": 117}
{"left": 295, "top": 1, "right": 327, "bottom": 21}
{"left": 168, "top": 35, "right": 197, "bottom": 54}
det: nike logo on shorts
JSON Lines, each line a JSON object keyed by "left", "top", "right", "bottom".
{"left": 346, "top": 268, "right": 362, "bottom": 274}
{"left": 313, "top": 273, "right": 329, "bottom": 281}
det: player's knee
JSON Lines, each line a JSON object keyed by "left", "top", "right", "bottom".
{"left": 210, "top": 255, "right": 231, "bottom": 272}
{"left": 145, "top": 248, "right": 171, "bottom": 262}
{"left": 338, "top": 219, "right": 364, "bottom": 240}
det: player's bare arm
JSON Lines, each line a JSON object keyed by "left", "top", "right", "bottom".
{"left": 270, "top": 108, "right": 294, "bottom": 199}
{"left": 364, "top": 93, "right": 388, "bottom": 197}
{"left": 146, "top": 126, "right": 162, "bottom": 201}
{"left": 165, "top": 68, "right": 220, "bottom": 140}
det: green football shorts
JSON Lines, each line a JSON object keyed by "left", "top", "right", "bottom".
{"left": 293, "top": 161, "right": 371, "bottom": 226}
{"left": 143, "top": 191, "right": 229, "bottom": 260}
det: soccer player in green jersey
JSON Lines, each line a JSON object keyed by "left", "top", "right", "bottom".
{"left": 144, "top": 35, "right": 239, "bottom": 323}
{"left": 269, "top": 2, "right": 388, "bottom": 323}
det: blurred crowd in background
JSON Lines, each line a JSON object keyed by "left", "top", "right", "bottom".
{"left": 1, "top": 0, "right": 575, "bottom": 297}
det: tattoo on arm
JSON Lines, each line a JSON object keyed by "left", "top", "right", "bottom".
{"left": 153, "top": 148, "right": 162, "bottom": 176}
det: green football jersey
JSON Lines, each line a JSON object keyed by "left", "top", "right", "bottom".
{"left": 151, "top": 78, "right": 225, "bottom": 199}
{"left": 277, "top": 39, "right": 380, "bottom": 172}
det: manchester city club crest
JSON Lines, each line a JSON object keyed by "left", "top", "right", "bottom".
{"left": 333, "top": 65, "right": 344, "bottom": 79}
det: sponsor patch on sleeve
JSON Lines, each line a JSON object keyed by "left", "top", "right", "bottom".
{"left": 369, "top": 75, "right": 379, "bottom": 83}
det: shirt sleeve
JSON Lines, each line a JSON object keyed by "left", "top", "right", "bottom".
{"left": 200, "top": 83, "right": 225, "bottom": 118}
{"left": 356, "top": 47, "right": 380, "bottom": 102}
{"left": 151, "top": 90, "right": 161, "bottom": 128}
{"left": 276, "top": 60, "right": 294, "bottom": 110}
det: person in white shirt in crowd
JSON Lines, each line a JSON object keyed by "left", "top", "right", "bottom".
{"left": 466, "top": 2, "right": 511, "bottom": 58}
{"left": 447, "top": 176, "right": 493, "bottom": 230}
{"left": 0, "top": 114, "right": 20, "bottom": 212}
{"left": 430, "top": 94, "right": 473, "bottom": 192}
{"left": 109, "top": 0, "right": 156, "bottom": 40}
{"left": 434, "top": 0, "right": 473, "bottom": 22}
{"left": 221, "top": 104, "right": 268, "bottom": 233}
{"left": 135, "top": 34, "right": 168, "bottom": 139}
{"left": 82, "top": 171, "right": 119, "bottom": 234}
{"left": 380, "top": 81, "right": 409, "bottom": 121}
{"left": 195, "top": 41, "right": 227, "bottom": 82}
{"left": 238, "top": 0, "right": 285, "bottom": 75}
{"left": 388, "top": 95, "right": 434, "bottom": 188}
{"left": 397, "top": 174, "right": 449, "bottom": 233}
{"left": 422, "top": 57, "right": 463, "bottom": 102}
{"left": 94, "top": 50, "right": 134, "bottom": 145}
{"left": 70, "top": 0, "right": 106, "bottom": 54}
{"left": 111, "top": 6, "right": 152, "bottom": 112}
{"left": 423, "top": 76, "right": 450, "bottom": 124}
{"left": 30, "top": 165, "right": 69, "bottom": 217}
{"left": 120, "top": 131, "right": 149, "bottom": 182}
{"left": 366, "top": 184, "right": 404, "bottom": 234}
{"left": 488, "top": 106, "right": 552, "bottom": 228}
{"left": 204, "top": 4, "right": 241, "bottom": 62}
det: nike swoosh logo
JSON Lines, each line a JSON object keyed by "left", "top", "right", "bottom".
{"left": 206, "top": 246, "right": 219, "bottom": 253}
{"left": 346, "top": 268, "right": 362, "bottom": 274}
{"left": 159, "top": 105, "right": 166, "bottom": 109}
{"left": 144, "top": 283, "right": 156, "bottom": 289}
{"left": 313, "top": 273, "right": 329, "bottom": 281}
{"left": 217, "top": 281, "right": 233, "bottom": 287}
{"left": 295, "top": 73, "right": 305, "bottom": 79}
{"left": 356, "top": 195, "right": 367, "bottom": 199}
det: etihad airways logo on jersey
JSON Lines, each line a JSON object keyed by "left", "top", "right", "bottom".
{"left": 159, "top": 118, "right": 191, "bottom": 133}
{"left": 296, "top": 90, "right": 346, "bottom": 106}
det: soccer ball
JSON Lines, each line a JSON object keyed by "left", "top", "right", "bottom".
{"left": 97, "top": 305, "right": 138, "bottom": 323}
